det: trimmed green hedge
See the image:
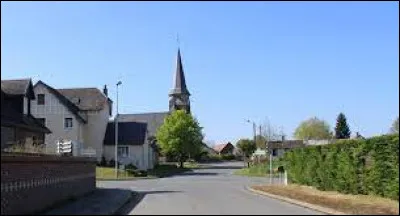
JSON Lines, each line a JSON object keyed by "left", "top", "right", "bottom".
{"left": 282, "top": 134, "right": 399, "bottom": 200}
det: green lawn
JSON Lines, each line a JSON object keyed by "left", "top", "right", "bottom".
{"left": 97, "top": 161, "right": 200, "bottom": 180}
{"left": 234, "top": 161, "right": 283, "bottom": 177}
{"left": 96, "top": 167, "right": 141, "bottom": 180}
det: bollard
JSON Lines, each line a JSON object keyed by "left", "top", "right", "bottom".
{"left": 284, "top": 170, "right": 288, "bottom": 185}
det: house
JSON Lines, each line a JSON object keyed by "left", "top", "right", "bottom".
{"left": 201, "top": 142, "right": 218, "bottom": 155}
{"left": 30, "top": 81, "right": 112, "bottom": 161}
{"left": 102, "top": 48, "right": 193, "bottom": 169}
{"left": 1, "top": 79, "right": 51, "bottom": 150}
{"left": 103, "top": 121, "right": 159, "bottom": 170}
{"left": 213, "top": 142, "right": 235, "bottom": 155}
{"left": 267, "top": 140, "right": 305, "bottom": 157}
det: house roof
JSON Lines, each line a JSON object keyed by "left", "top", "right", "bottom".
{"left": 1, "top": 79, "right": 35, "bottom": 99}
{"left": 267, "top": 140, "right": 305, "bottom": 149}
{"left": 213, "top": 142, "right": 234, "bottom": 153}
{"left": 201, "top": 142, "right": 217, "bottom": 154}
{"left": 34, "top": 81, "right": 87, "bottom": 123}
{"left": 1, "top": 92, "right": 51, "bottom": 134}
{"left": 103, "top": 121, "right": 147, "bottom": 145}
{"left": 57, "top": 88, "right": 111, "bottom": 111}
{"left": 169, "top": 49, "right": 190, "bottom": 96}
{"left": 118, "top": 112, "right": 169, "bottom": 138}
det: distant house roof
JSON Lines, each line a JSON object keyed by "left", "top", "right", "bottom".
{"left": 1, "top": 79, "right": 35, "bottom": 99}
{"left": 201, "top": 142, "right": 217, "bottom": 154}
{"left": 213, "top": 142, "right": 234, "bottom": 153}
{"left": 118, "top": 112, "right": 169, "bottom": 138}
{"left": 103, "top": 122, "right": 147, "bottom": 145}
{"left": 267, "top": 140, "right": 305, "bottom": 149}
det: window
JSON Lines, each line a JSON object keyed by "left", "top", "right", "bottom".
{"left": 64, "top": 118, "right": 73, "bottom": 129}
{"left": 37, "top": 94, "right": 45, "bottom": 105}
{"left": 37, "top": 118, "right": 46, "bottom": 127}
{"left": 118, "top": 146, "right": 129, "bottom": 158}
{"left": 272, "top": 149, "right": 277, "bottom": 156}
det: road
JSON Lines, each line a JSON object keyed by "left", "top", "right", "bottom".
{"left": 98, "top": 161, "right": 323, "bottom": 215}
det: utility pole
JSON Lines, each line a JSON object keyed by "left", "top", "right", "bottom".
{"left": 115, "top": 81, "right": 122, "bottom": 179}
{"left": 246, "top": 119, "right": 257, "bottom": 167}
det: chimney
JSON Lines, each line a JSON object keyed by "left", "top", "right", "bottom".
{"left": 103, "top": 85, "right": 108, "bottom": 96}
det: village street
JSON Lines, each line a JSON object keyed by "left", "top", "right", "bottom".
{"left": 98, "top": 162, "right": 322, "bottom": 215}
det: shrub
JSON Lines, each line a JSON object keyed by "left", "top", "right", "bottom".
{"left": 99, "top": 156, "right": 107, "bottom": 167}
{"left": 282, "top": 134, "right": 399, "bottom": 200}
{"left": 221, "top": 154, "right": 235, "bottom": 160}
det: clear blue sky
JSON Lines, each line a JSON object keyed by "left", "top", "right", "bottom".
{"left": 1, "top": 2, "right": 399, "bottom": 144}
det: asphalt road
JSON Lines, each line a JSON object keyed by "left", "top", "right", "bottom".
{"left": 98, "top": 161, "right": 323, "bottom": 215}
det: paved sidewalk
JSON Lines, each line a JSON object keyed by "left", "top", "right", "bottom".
{"left": 43, "top": 188, "right": 133, "bottom": 215}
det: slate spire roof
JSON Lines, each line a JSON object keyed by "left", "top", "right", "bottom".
{"left": 169, "top": 48, "right": 190, "bottom": 96}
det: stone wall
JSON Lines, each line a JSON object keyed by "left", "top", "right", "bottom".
{"left": 1, "top": 153, "right": 96, "bottom": 215}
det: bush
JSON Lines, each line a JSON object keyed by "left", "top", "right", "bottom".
{"left": 99, "top": 156, "right": 107, "bottom": 167}
{"left": 107, "top": 159, "right": 121, "bottom": 167}
{"left": 125, "top": 163, "right": 138, "bottom": 175}
{"left": 282, "top": 134, "right": 399, "bottom": 200}
{"left": 221, "top": 154, "right": 236, "bottom": 161}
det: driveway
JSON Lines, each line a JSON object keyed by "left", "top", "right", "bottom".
{"left": 98, "top": 161, "right": 323, "bottom": 215}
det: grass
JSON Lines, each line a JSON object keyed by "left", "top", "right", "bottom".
{"left": 234, "top": 161, "right": 283, "bottom": 177}
{"left": 97, "top": 161, "right": 200, "bottom": 180}
{"left": 252, "top": 184, "right": 399, "bottom": 215}
{"left": 96, "top": 167, "right": 139, "bottom": 180}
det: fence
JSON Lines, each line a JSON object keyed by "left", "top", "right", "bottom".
{"left": 1, "top": 153, "right": 96, "bottom": 215}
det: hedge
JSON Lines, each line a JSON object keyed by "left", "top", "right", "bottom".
{"left": 282, "top": 134, "right": 399, "bottom": 200}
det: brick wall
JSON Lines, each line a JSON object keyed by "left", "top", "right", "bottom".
{"left": 1, "top": 153, "right": 96, "bottom": 215}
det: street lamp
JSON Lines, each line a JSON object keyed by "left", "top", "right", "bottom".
{"left": 115, "top": 81, "right": 122, "bottom": 179}
{"left": 246, "top": 119, "right": 257, "bottom": 144}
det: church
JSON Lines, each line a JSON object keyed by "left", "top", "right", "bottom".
{"left": 102, "top": 49, "right": 191, "bottom": 170}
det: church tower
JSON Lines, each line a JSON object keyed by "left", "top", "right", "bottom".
{"left": 169, "top": 48, "right": 191, "bottom": 113}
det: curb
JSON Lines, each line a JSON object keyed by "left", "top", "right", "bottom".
{"left": 112, "top": 191, "right": 134, "bottom": 215}
{"left": 97, "top": 176, "right": 158, "bottom": 181}
{"left": 246, "top": 186, "right": 347, "bottom": 215}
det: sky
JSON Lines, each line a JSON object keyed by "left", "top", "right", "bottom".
{"left": 1, "top": 2, "right": 399, "bottom": 145}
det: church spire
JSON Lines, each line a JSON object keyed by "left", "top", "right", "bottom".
{"left": 170, "top": 48, "right": 190, "bottom": 96}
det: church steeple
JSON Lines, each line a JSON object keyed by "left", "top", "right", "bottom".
{"left": 170, "top": 49, "right": 190, "bottom": 96}
{"left": 169, "top": 48, "right": 191, "bottom": 113}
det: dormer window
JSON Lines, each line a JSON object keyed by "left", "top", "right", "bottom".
{"left": 37, "top": 94, "right": 45, "bottom": 105}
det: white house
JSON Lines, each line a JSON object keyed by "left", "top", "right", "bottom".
{"left": 30, "top": 80, "right": 112, "bottom": 162}
{"left": 103, "top": 120, "right": 161, "bottom": 170}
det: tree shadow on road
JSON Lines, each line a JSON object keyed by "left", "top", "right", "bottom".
{"left": 117, "top": 190, "right": 182, "bottom": 215}
{"left": 173, "top": 171, "right": 219, "bottom": 176}
{"left": 195, "top": 165, "right": 245, "bottom": 170}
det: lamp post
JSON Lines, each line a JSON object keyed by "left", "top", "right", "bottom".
{"left": 115, "top": 81, "right": 122, "bottom": 179}
{"left": 246, "top": 120, "right": 257, "bottom": 145}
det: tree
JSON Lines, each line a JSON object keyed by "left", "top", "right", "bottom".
{"left": 255, "top": 135, "right": 266, "bottom": 149}
{"left": 390, "top": 117, "right": 399, "bottom": 134}
{"left": 156, "top": 110, "right": 203, "bottom": 168}
{"left": 334, "top": 113, "right": 351, "bottom": 139}
{"left": 258, "top": 119, "right": 282, "bottom": 149}
{"left": 236, "top": 139, "right": 256, "bottom": 167}
{"left": 294, "top": 117, "right": 332, "bottom": 140}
